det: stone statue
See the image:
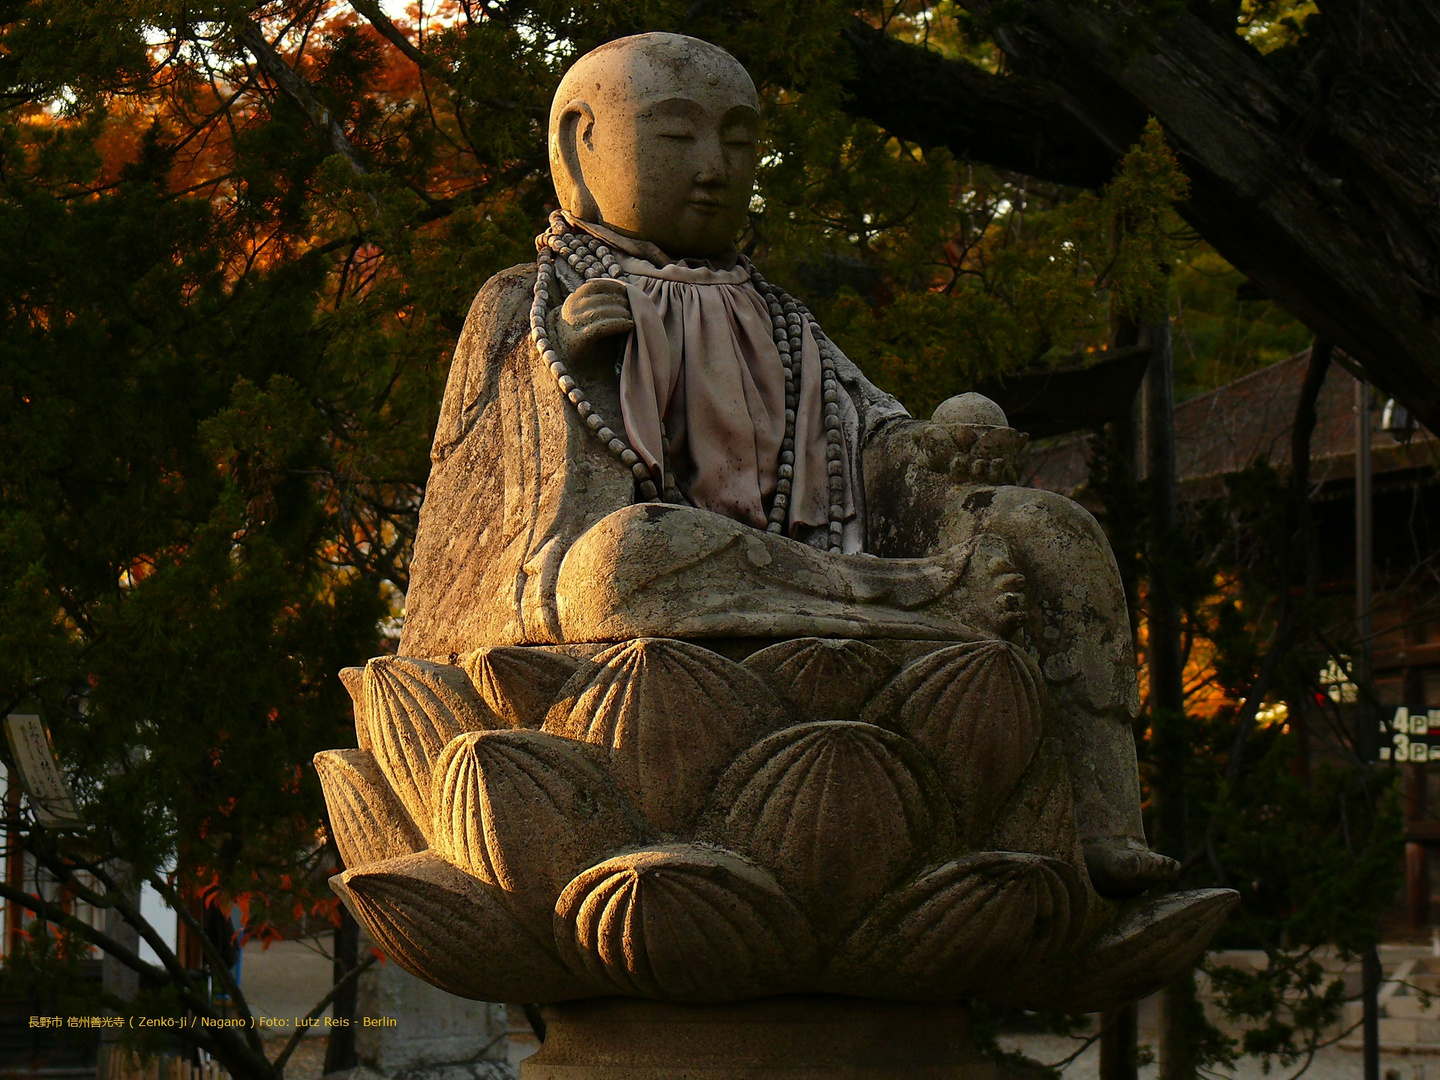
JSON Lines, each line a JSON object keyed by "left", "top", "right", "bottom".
{"left": 316, "top": 32, "right": 1237, "bottom": 1078}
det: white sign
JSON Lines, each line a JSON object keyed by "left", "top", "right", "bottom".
{"left": 3, "top": 714, "right": 83, "bottom": 828}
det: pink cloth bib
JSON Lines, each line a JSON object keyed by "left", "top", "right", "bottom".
{"left": 617, "top": 254, "right": 850, "bottom": 533}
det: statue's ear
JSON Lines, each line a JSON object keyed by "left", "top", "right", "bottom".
{"left": 550, "top": 99, "right": 600, "bottom": 221}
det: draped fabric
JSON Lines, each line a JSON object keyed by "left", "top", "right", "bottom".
{"left": 614, "top": 253, "right": 851, "bottom": 534}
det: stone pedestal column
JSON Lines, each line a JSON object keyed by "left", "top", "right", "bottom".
{"left": 520, "top": 997, "right": 1011, "bottom": 1080}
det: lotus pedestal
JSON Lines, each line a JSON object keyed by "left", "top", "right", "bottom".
{"left": 319, "top": 639, "right": 1237, "bottom": 1076}
{"left": 520, "top": 996, "right": 1009, "bottom": 1079}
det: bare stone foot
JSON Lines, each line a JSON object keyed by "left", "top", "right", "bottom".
{"left": 1084, "top": 837, "right": 1180, "bottom": 898}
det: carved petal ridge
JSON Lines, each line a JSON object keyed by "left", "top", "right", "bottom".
{"left": 996, "top": 888, "right": 1240, "bottom": 1013}
{"left": 431, "top": 729, "right": 640, "bottom": 935}
{"left": 863, "top": 640, "right": 1044, "bottom": 840}
{"left": 315, "top": 748, "right": 425, "bottom": 869}
{"left": 332, "top": 851, "right": 591, "bottom": 1002}
{"left": 554, "top": 844, "right": 818, "bottom": 1002}
{"left": 704, "top": 720, "right": 955, "bottom": 941}
{"left": 463, "top": 646, "right": 581, "bottom": 729}
{"left": 824, "top": 852, "right": 1087, "bottom": 999}
{"left": 742, "top": 638, "right": 898, "bottom": 720}
{"left": 542, "top": 638, "right": 786, "bottom": 832}
{"left": 363, "top": 656, "right": 500, "bottom": 841}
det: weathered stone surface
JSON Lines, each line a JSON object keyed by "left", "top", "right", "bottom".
{"left": 316, "top": 748, "right": 426, "bottom": 868}
{"left": 431, "top": 730, "right": 640, "bottom": 935}
{"left": 333, "top": 852, "right": 590, "bottom": 1002}
{"left": 542, "top": 638, "right": 785, "bottom": 833}
{"left": 521, "top": 997, "right": 1013, "bottom": 1079}
{"left": 703, "top": 721, "right": 954, "bottom": 941}
{"left": 865, "top": 640, "right": 1043, "bottom": 842}
{"left": 554, "top": 845, "right": 818, "bottom": 1002}
{"left": 993, "top": 888, "right": 1241, "bottom": 1013}
{"left": 362, "top": 657, "right": 500, "bottom": 843}
{"left": 741, "top": 638, "right": 897, "bottom": 721}
{"left": 984, "top": 736, "right": 1081, "bottom": 867}
{"left": 824, "top": 852, "right": 1086, "bottom": 999}
{"left": 463, "top": 647, "right": 580, "bottom": 729}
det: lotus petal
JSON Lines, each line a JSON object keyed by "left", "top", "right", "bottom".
{"left": 338, "top": 668, "right": 367, "bottom": 747}
{"left": 984, "top": 737, "right": 1080, "bottom": 866}
{"left": 431, "top": 730, "right": 641, "bottom": 935}
{"left": 703, "top": 721, "right": 954, "bottom": 941}
{"left": 996, "top": 888, "right": 1240, "bottom": 1013}
{"left": 824, "top": 852, "right": 1087, "bottom": 999}
{"left": 315, "top": 749, "right": 426, "bottom": 869}
{"left": 463, "top": 646, "right": 580, "bottom": 729}
{"left": 332, "top": 851, "right": 591, "bottom": 1002}
{"left": 363, "top": 656, "right": 500, "bottom": 843}
{"left": 863, "top": 640, "right": 1043, "bottom": 841}
{"left": 543, "top": 638, "right": 786, "bottom": 832}
{"left": 554, "top": 844, "right": 817, "bottom": 1002}
{"left": 742, "top": 638, "right": 897, "bottom": 721}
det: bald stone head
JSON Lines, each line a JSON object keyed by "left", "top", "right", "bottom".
{"left": 549, "top": 33, "right": 760, "bottom": 258}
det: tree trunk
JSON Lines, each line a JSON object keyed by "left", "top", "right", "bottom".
{"left": 324, "top": 906, "right": 361, "bottom": 1074}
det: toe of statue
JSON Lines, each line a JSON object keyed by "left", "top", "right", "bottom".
{"left": 1084, "top": 837, "right": 1180, "bottom": 898}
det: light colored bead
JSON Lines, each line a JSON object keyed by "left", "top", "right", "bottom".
{"left": 542, "top": 349, "right": 561, "bottom": 367}
{"left": 773, "top": 493, "right": 789, "bottom": 509}
{"left": 778, "top": 464, "right": 793, "bottom": 479}
{"left": 828, "top": 460, "right": 843, "bottom": 477}
{"left": 823, "top": 388, "right": 837, "bottom": 404}
{"left": 827, "top": 444, "right": 843, "bottom": 462}
{"left": 631, "top": 461, "right": 649, "bottom": 479}
{"left": 639, "top": 479, "right": 658, "bottom": 499}
{"left": 781, "top": 450, "right": 795, "bottom": 465}
{"left": 586, "top": 414, "right": 604, "bottom": 431}
{"left": 766, "top": 521, "right": 783, "bottom": 534}
{"left": 620, "top": 449, "right": 638, "bottom": 466}
{"left": 785, "top": 409, "right": 796, "bottom": 425}
{"left": 597, "top": 426, "right": 614, "bottom": 441}
{"left": 558, "top": 374, "right": 576, "bottom": 393}
{"left": 577, "top": 401, "right": 593, "bottom": 418}
{"left": 782, "top": 438, "right": 794, "bottom": 451}
{"left": 568, "top": 389, "right": 584, "bottom": 405}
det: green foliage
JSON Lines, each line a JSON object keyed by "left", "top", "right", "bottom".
{"left": 1170, "top": 245, "right": 1313, "bottom": 401}
{"left": 762, "top": 115, "right": 1189, "bottom": 418}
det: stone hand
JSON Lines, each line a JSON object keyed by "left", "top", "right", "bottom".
{"left": 553, "top": 278, "right": 634, "bottom": 370}
{"left": 914, "top": 422, "right": 1023, "bottom": 486}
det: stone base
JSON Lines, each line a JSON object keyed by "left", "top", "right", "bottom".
{"left": 519, "top": 996, "right": 1016, "bottom": 1079}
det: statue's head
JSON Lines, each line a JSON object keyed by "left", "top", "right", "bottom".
{"left": 549, "top": 33, "right": 760, "bottom": 258}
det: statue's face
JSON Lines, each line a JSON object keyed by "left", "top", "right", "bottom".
{"left": 567, "top": 54, "right": 760, "bottom": 258}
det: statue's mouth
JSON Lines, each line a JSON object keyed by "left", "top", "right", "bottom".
{"left": 686, "top": 196, "right": 728, "bottom": 213}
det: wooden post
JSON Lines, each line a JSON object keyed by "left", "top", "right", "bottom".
{"left": 1355, "top": 376, "right": 1381, "bottom": 1080}
{"left": 1408, "top": 763, "right": 1430, "bottom": 927}
{"left": 1100, "top": 1004, "right": 1139, "bottom": 1080}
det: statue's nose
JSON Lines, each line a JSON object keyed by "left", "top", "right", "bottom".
{"left": 693, "top": 136, "right": 728, "bottom": 186}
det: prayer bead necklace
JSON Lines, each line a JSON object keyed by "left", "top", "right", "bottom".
{"left": 529, "top": 212, "right": 846, "bottom": 552}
